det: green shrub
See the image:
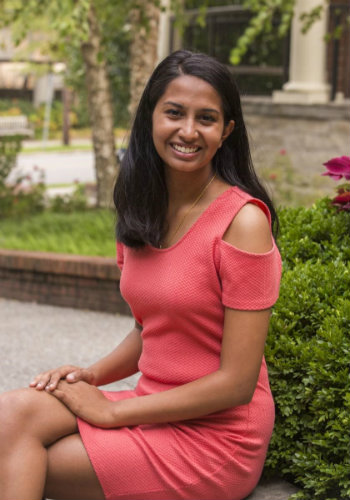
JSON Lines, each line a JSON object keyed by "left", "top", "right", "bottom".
{"left": 264, "top": 199, "right": 350, "bottom": 499}
{"left": 0, "top": 180, "right": 46, "bottom": 218}
{"left": 0, "top": 139, "right": 46, "bottom": 217}
{"left": 49, "top": 184, "right": 88, "bottom": 213}
{"left": 0, "top": 136, "right": 22, "bottom": 186}
{"left": 277, "top": 198, "right": 350, "bottom": 268}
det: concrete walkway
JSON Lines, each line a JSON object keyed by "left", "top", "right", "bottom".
{"left": 0, "top": 298, "right": 298, "bottom": 499}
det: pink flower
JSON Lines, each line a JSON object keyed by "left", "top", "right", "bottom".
{"left": 322, "top": 156, "right": 350, "bottom": 181}
{"left": 332, "top": 191, "right": 350, "bottom": 204}
{"left": 279, "top": 149, "right": 287, "bottom": 156}
{"left": 332, "top": 189, "right": 350, "bottom": 212}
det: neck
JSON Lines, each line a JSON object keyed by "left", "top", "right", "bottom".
{"left": 165, "top": 167, "right": 215, "bottom": 207}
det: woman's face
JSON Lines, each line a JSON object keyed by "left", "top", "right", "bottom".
{"left": 152, "top": 75, "right": 234, "bottom": 176}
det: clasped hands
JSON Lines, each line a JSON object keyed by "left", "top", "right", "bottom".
{"left": 29, "top": 365, "right": 117, "bottom": 428}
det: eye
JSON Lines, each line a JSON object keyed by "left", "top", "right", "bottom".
{"left": 199, "top": 114, "right": 216, "bottom": 124}
{"left": 165, "top": 109, "right": 181, "bottom": 118}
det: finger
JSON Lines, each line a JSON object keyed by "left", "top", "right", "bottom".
{"left": 67, "top": 369, "right": 93, "bottom": 385}
{"left": 45, "top": 372, "right": 63, "bottom": 391}
{"left": 29, "top": 373, "right": 47, "bottom": 387}
{"left": 33, "top": 374, "right": 52, "bottom": 391}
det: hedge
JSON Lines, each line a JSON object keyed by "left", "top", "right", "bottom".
{"left": 265, "top": 199, "right": 350, "bottom": 500}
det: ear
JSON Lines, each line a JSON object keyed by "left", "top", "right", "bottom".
{"left": 220, "top": 120, "right": 235, "bottom": 147}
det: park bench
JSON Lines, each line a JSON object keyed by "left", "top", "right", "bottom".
{"left": 0, "top": 115, "right": 33, "bottom": 138}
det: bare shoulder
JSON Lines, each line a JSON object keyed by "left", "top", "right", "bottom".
{"left": 222, "top": 202, "right": 273, "bottom": 253}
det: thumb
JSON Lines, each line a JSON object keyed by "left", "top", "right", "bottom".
{"left": 66, "top": 371, "right": 80, "bottom": 382}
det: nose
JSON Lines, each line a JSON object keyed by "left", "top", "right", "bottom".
{"left": 179, "top": 118, "right": 199, "bottom": 142}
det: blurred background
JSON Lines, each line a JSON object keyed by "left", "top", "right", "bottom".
{"left": 0, "top": 0, "right": 349, "bottom": 251}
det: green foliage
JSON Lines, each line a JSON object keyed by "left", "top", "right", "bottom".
{"left": 299, "top": 5, "right": 324, "bottom": 34}
{"left": 264, "top": 199, "right": 350, "bottom": 499}
{"left": 0, "top": 136, "right": 22, "bottom": 186}
{"left": 277, "top": 198, "right": 350, "bottom": 269}
{"left": 0, "top": 171, "right": 46, "bottom": 218}
{"left": 65, "top": 26, "right": 131, "bottom": 128}
{"left": 0, "top": 209, "right": 116, "bottom": 256}
{"left": 230, "top": 0, "right": 295, "bottom": 65}
{"left": 50, "top": 184, "right": 88, "bottom": 213}
{"left": 28, "top": 101, "right": 66, "bottom": 138}
{"left": 0, "top": 155, "right": 89, "bottom": 218}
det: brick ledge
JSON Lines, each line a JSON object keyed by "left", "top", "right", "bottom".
{"left": 0, "top": 249, "right": 128, "bottom": 314}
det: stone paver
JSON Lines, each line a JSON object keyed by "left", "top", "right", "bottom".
{"left": 0, "top": 298, "right": 136, "bottom": 393}
{"left": 0, "top": 298, "right": 298, "bottom": 499}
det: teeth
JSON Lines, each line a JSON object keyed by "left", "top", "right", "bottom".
{"left": 172, "top": 144, "right": 199, "bottom": 154}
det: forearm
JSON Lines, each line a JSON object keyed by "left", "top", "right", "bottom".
{"left": 109, "top": 368, "right": 250, "bottom": 427}
{"left": 88, "top": 326, "right": 142, "bottom": 387}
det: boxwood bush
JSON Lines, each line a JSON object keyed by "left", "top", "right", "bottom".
{"left": 264, "top": 199, "right": 350, "bottom": 500}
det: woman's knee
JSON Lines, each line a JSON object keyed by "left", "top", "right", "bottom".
{"left": 0, "top": 388, "right": 77, "bottom": 445}
{"left": 0, "top": 388, "right": 36, "bottom": 437}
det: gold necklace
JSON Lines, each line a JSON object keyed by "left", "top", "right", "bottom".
{"left": 160, "top": 172, "right": 216, "bottom": 249}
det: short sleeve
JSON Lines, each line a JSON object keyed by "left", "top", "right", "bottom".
{"left": 218, "top": 239, "right": 282, "bottom": 310}
{"left": 116, "top": 241, "right": 124, "bottom": 272}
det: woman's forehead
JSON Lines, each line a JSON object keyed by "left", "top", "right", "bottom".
{"left": 157, "top": 75, "right": 223, "bottom": 111}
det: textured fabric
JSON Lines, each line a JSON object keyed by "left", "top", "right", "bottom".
{"left": 78, "top": 186, "right": 282, "bottom": 500}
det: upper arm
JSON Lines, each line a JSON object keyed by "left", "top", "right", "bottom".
{"left": 220, "top": 307, "right": 270, "bottom": 404}
{"left": 219, "top": 203, "right": 276, "bottom": 403}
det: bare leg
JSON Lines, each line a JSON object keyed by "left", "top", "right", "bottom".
{"left": 45, "top": 433, "right": 104, "bottom": 500}
{"left": 0, "top": 388, "right": 103, "bottom": 500}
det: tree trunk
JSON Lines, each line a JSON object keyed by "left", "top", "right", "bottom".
{"left": 129, "top": 0, "right": 160, "bottom": 118}
{"left": 81, "top": 4, "right": 117, "bottom": 208}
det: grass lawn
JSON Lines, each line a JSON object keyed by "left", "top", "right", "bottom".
{"left": 0, "top": 210, "right": 117, "bottom": 257}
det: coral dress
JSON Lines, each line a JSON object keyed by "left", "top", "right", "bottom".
{"left": 77, "top": 186, "right": 282, "bottom": 500}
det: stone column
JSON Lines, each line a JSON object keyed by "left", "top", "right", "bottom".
{"left": 157, "top": 0, "right": 171, "bottom": 63}
{"left": 273, "top": 0, "right": 330, "bottom": 104}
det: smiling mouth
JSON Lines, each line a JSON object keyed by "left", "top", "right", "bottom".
{"left": 171, "top": 143, "right": 201, "bottom": 154}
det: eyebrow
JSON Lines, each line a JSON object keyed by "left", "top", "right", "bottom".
{"left": 162, "top": 101, "right": 220, "bottom": 114}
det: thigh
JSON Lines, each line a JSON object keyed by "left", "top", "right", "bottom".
{"left": 45, "top": 433, "right": 105, "bottom": 500}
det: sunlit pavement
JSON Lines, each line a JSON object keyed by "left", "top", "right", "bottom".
{"left": 0, "top": 298, "right": 136, "bottom": 393}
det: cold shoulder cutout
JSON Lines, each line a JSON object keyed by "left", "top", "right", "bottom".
{"left": 217, "top": 198, "right": 281, "bottom": 310}
{"left": 222, "top": 201, "right": 274, "bottom": 255}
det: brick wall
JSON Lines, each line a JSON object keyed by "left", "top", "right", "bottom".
{"left": 0, "top": 249, "right": 131, "bottom": 315}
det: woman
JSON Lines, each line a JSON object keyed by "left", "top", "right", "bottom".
{"left": 0, "top": 50, "right": 281, "bottom": 500}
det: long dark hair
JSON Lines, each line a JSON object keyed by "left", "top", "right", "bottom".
{"left": 114, "top": 50, "right": 278, "bottom": 248}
